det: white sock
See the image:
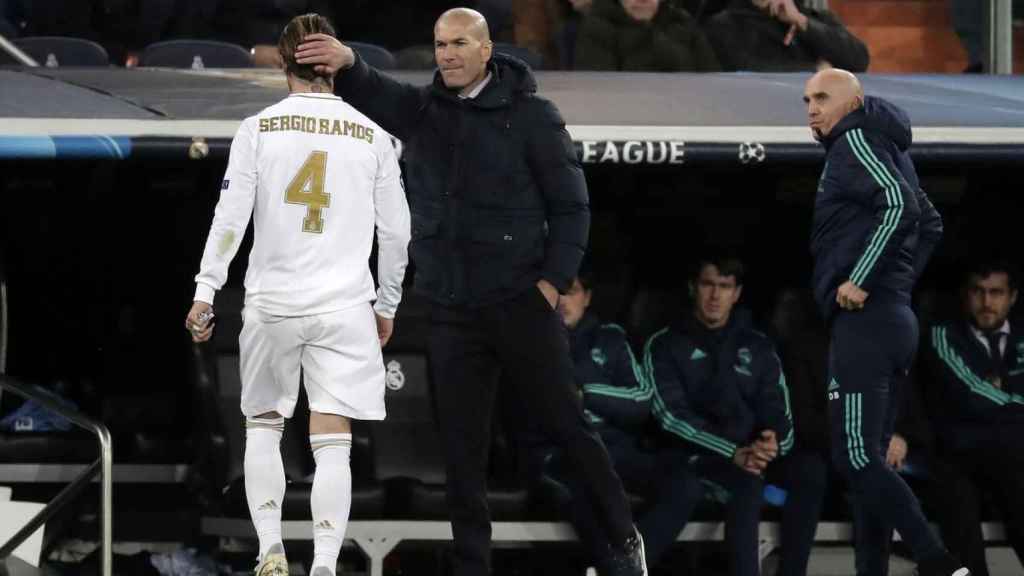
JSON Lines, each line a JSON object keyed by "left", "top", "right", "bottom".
{"left": 310, "top": 433, "right": 352, "bottom": 576}
{"left": 245, "top": 417, "right": 286, "bottom": 560}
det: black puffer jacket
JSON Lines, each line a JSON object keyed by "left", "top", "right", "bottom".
{"left": 334, "top": 53, "right": 589, "bottom": 307}
{"left": 574, "top": 0, "right": 720, "bottom": 71}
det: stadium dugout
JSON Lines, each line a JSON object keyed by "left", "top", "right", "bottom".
{"left": 1, "top": 67, "right": 1023, "bottom": 576}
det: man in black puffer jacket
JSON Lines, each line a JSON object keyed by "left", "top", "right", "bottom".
{"left": 574, "top": 0, "right": 720, "bottom": 71}
{"left": 805, "top": 68, "right": 965, "bottom": 576}
{"left": 295, "top": 8, "right": 646, "bottom": 576}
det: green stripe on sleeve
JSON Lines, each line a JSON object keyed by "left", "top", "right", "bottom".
{"left": 846, "top": 129, "right": 904, "bottom": 286}
{"left": 933, "top": 327, "right": 1010, "bottom": 405}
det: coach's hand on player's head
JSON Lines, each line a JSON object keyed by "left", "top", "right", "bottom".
{"left": 836, "top": 280, "right": 868, "bottom": 311}
{"left": 295, "top": 34, "right": 354, "bottom": 77}
{"left": 185, "top": 301, "right": 215, "bottom": 344}
{"left": 375, "top": 313, "right": 394, "bottom": 348}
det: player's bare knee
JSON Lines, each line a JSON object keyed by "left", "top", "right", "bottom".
{"left": 309, "top": 411, "right": 350, "bottom": 435}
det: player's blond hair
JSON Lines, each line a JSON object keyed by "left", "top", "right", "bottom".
{"left": 278, "top": 13, "right": 336, "bottom": 82}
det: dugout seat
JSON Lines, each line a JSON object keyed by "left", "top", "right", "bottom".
{"left": 139, "top": 39, "right": 252, "bottom": 68}
{"left": 348, "top": 41, "right": 397, "bottom": 70}
{"left": 13, "top": 36, "right": 109, "bottom": 67}
{"left": 0, "top": 269, "right": 96, "bottom": 465}
{"left": 625, "top": 287, "right": 682, "bottom": 352}
{"left": 394, "top": 45, "right": 435, "bottom": 70}
{"left": 370, "top": 351, "right": 531, "bottom": 520}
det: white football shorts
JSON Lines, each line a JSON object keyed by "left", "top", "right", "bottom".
{"left": 238, "top": 302, "right": 386, "bottom": 420}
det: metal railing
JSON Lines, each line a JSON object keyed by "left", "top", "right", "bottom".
{"left": 986, "top": 0, "right": 1014, "bottom": 74}
{"left": 1, "top": 280, "right": 7, "bottom": 376}
{"left": 0, "top": 34, "right": 38, "bottom": 66}
{"left": 0, "top": 377, "right": 112, "bottom": 576}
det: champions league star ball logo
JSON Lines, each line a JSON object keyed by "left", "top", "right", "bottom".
{"left": 738, "top": 142, "right": 766, "bottom": 164}
{"left": 385, "top": 360, "right": 406, "bottom": 391}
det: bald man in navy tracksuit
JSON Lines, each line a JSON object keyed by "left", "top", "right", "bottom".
{"left": 804, "top": 69, "right": 967, "bottom": 576}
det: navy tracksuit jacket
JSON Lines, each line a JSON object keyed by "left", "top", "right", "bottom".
{"left": 811, "top": 95, "right": 948, "bottom": 568}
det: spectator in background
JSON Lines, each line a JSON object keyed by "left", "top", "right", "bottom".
{"left": 110, "top": 0, "right": 221, "bottom": 66}
{"left": 213, "top": 0, "right": 337, "bottom": 67}
{"left": 575, "top": 0, "right": 720, "bottom": 71}
{"left": 950, "top": 0, "right": 983, "bottom": 73}
{"left": 923, "top": 259, "right": 1024, "bottom": 576}
{"left": 644, "top": 255, "right": 793, "bottom": 575}
{"left": 513, "top": 0, "right": 593, "bottom": 69}
{"left": 535, "top": 267, "right": 656, "bottom": 573}
{"left": 704, "top": 0, "right": 868, "bottom": 72}
{"left": 476, "top": 0, "right": 515, "bottom": 41}
{"left": 347, "top": 0, "right": 462, "bottom": 53}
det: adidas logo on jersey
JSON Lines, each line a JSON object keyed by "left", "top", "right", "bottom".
{"left": 257, "top": 500, "right": 280, "bottom": 511}
{"left": 315, "top": 520, "right": 334, "bottom": 531}
{"left": 690, "top": 348, "right": 707, "bottom": 360}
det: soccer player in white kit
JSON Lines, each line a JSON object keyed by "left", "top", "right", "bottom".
{"left": 183, "top": 14, "right": 410, "bottom": 576}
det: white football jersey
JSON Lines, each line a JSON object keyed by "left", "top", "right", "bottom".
{"left": 194, "top": 92, "right": 410, "bottom": 318}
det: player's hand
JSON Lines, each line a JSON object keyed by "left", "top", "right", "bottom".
{"left": 537, "top": 279, "right": 559, "bottom": 310}
{"left": 754, "top": 0, "right": 808, "bottom": 44}
{"left": 753, "top": 429, "right": 779, "bottom": 462}
{"left": 733, "top": 446, "right": 766, "bottom": 476}
{"left": 295, "top": 33, "right": 354, "bottom": 77}
{"left": 836, "top": 280, "right": 868, "bottom": 311}
{"left": 886, "top": 433, "right": 908, "bottom": 469}
{"left": 185, "top": 301, "right": 215, "bottom": 343}
{"left": 375, "top": 314, "right": 394, "bottom": 348}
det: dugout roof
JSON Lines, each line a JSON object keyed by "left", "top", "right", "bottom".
{"left": 1, "top": 67, "right": 1022, "bottom": 164}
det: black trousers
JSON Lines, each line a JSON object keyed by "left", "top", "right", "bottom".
{"left": 827, "top": 301, "right": 946, "bottom": 572}
{"left": 568, "top": 442, "right": 763, "bottom": 575}
{"left": 774, "top": 448, "right": 830, "bottom": 576}
{"left": 930, "top": 443, "right": 1024, "bottom": 576}
{"left": 428, "top": 287, "right": 635, "bottom": 576}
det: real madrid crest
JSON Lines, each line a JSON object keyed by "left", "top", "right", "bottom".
{"left": 386, "top": 359, "right": 406, "bottom": 391}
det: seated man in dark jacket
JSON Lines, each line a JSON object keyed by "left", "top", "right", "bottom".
{"left": 704, "top": 0, "right": 868, "bottom": 72}
{"left": 923, "top": 259, "right": 1024, "bottom": 576}
{"left": 575, "top": 0, "right": 720, "bottom": 71}
{"left": 644, "top": 254, "right": 793, "bottom": 576}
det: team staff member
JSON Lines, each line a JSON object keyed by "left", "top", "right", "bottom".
{"left": 294, "top": 8, "right": 646, "bottom": 576}
{"left": 926, "top": 260, "right": 1024, "bottom": 576}
{"left": 645, "top": 255, "right": 794, "bottom": 576}
{"left": 804, "top": 68, "right": 966, "bottom": 576}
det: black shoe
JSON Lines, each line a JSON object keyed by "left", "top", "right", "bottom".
{"left": 603, "top": 527, "right": 648, "bottom": 576}
{"left": 917, "top": 552, "right": 970, "bottom": 576}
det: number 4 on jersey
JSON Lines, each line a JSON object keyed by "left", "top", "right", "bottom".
{"left": 285, "top": 150, "right": 330, "bottom": 234}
